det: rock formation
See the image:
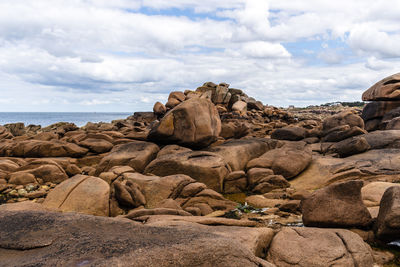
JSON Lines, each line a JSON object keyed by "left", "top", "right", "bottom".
{"left": 1, "top": 78, "right": 400, "bottom": 266}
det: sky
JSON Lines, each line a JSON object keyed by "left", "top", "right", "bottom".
{"left": 0, "top": 0, "right": 400, "bottom": 112}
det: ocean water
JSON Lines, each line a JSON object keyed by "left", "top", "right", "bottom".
{"left": 0, "top": 112, "right": 133, "bottom": 127}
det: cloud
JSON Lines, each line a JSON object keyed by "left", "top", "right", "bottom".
{"left": 236, "top": 41, "right": 291, "bottom": 58}
{"left": 0, "top": 0, "right": 399, "bottom": 111}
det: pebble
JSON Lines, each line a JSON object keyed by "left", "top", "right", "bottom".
{"left": 17, "top": 188, "right": 27, "bottom": 196}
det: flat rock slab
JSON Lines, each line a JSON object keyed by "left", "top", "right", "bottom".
{"left": 0, "top": 210, "right": 272, "bottom": 267}
{"left": 291, "top": 149, "right": 400, "bottom": 191}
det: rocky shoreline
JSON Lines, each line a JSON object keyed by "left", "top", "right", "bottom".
{"left": 1, "top": 75, "right": 400, "bottom": 266}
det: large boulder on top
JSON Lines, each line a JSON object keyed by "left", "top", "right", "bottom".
{"left": 95, "top": 141, "right": 159, "bottom": 175}
{"left": 0, "top": 210, "right": 273, "bottom": 267}
{"left": 267, "top": 227, "right": 374, "bottom": 267}
{"left": 148, "top": 98, "right": 221, "bottom": 149}
{"left": 362, "top": 73, "right": 400, "bottom": 101}
{"left": 43, "top": 175, "right": 110, "bottom": 216}
{"left": 144, "top": 151, "right": 229, "bottom": 192}
{"left": 301, "top": 180, "right": 372, "bottom": 228}
{"left": 375, "top": 186, "right": 400, "bottom": 242}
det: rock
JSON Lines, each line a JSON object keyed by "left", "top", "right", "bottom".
{"left": 124, "top": 173, "right": 235, "bottom": 213}
{"left": 0, "top": 159, "right": 20, "bottom": 172}
{"left": 232, "top": 100, "right": 247, "bottom": 114}
{"left": 145, "top": 219, "right": 274, "bottom": 259}
{"left": 361, "top": 101, "right": 400, "bottom": 122}
{"left": 327, "top": 136, "right": 370, "bottom": 157}
{"left": 224, "top": 171, "right": 247, "bottom": 194}
{"left": 144, "top": 151, "right": 229, "bottom": 192}
{"left": 134, "top": 214, "right": 258, "bottom": 227}
{"left": 95, "top": 141, "right": 159, "bottom": 175}
{"left": 153, "top": 101, "right": 167, "bottom": 116}
{"left": 157, "top": 144, "right": 192, "bottom": 158}
{"left": 148, "top": 98, "right": 221, "bottom": 148}
{"left": 322, "top": 111, "right": 365, "bottom": 142}
{"left": 213, "top": 84, "right": 230, "bottom": 104}
{"left": 16, "top": 159, "right": 69, "bottom": 184}
{"left": 8, "top": 172, "right": 36, "bottom": 185}
{"left": 386, "top": 117, "right": 400, "bottom": 130}
{"left": 78, "top": 138, "right": 113, "bottom": 153}
{"left": 247, "top": 99, "right": 264, "bottom": 110}
{"left": 220, "top": 121, "right": 250, "bottom": 139}
{"left": 292, "top": 149, "right": 400, "bottom": 191}
{"left": 245, "top": 195, "right": 289, "bottom": 208}
{"left": 322, "top": 125, "right": 367, "bottom": 142}
{"left": 0, "top": 210, "right": 272, "bottom": 267}
{"left": 301, "top": 180, "right": 372, "bottom": 228}
{"left": 0, "top": 126, "right": 13, "bottom": 140}
{"left": 279, "top": 200, "right": 301, "bottom": 213}
{"left": 247, "top": 142, "right": 311, "bottom": 180}
{"left": 113, "top": 180, "right": 146, "bottom": 209}
{"left": 4, "top": 122, "right": 25, "bottom": 136}
{"left": 165, "top": 98, "right": 181, "bottom": 109}
{"left": 362, "top": 130, "right": 400, "bottom": 149}
{"left": 0, "top": 201, "right": 49, "bottom": 211}
{"left": 271, "top": 126, "right": 306, "bottom": 141}
{"left": 155, "top": 199, "right": 183, "bottom": 210}
{"left": 124, "top": 208, "right": 192, "bottom": 219}
{"left": 252, "top": 174, "right": 290, "bottom": 194}
{"left": 247, "top": 168, "right": 274, "bottom": 185}
{"left": 362, "top": 182, "right": 400, "bottom": 207}
{"left": 375, "top": 186, "right": 400, "bottom": 242}
{"left": 43, "top": 175, "right": 110, "bottom": 216}
{"left": 362, "top": 72, "right": 400, "bottom": 101}
{"left": 208, "top": 138, "right": 273, "bottom": 171}
{"left": 0, "top": 140, "right": 88, "bottom": 158}
{"left": 267, "top": 227, "right": 374, "bottom": 267}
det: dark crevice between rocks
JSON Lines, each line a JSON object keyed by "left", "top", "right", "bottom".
{"left": 383, "top": 79, "right": 400, "bottom": 86}
{"left": 335, "top": 232, "right": 357, "bottom": 266}
{"left": 58, "top": 176, "right": 88, "bottom": 208}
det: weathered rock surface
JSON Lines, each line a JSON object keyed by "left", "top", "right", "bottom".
{"left": 321, "top": 111, "right": 366, "bottom": 142}
{"left": 208, "top": 138, "right": 274, "bottom": 171}
{"left": 362, "top": 72, "right": 400, "bottom": 101}
{"left": 247, "top": 142, "right": 311, "bottom": 179}
{"left": 148, "top": 98, "right": 221, "bottom": 148}
{"left": 0, "top": 140, "right": 88, "bottom": 158}
{"left": 375, "top": 186, "right": 400, "bottom": 242}
{"left": 43, "top": 175, "right": 110, "bottom": 216}
{"left": 267, "top": 227, "right": 374, "bottom": 267}
{"left": 96, "top": 141, "right": 159, "bottom": 175}
{"left": 301, "top": 180, "right": 372, "bottom": 228}
{"left": 144, "top": 151, "right": 229, "bottom": 192}
{"left": 271, "top": 126, "right": 306, "bottom": 141}
{"left": 362, "top": 182, "right": 400, "bottom": 207}
{"left": 0, "top": 210, "right": 273, "bottom": 267}
{"left": 327, "top": 136, "right": 370, "bottom": 157}
{"left": 122, "top": 173, "right": 236, "bottom": 214}
{"left": 144, "top": 219, "right": 274, "bottom": 258}
{"left": 291, "top": 149, "right": 400, "bottom": 191}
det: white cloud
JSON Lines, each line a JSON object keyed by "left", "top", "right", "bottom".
{"left": 240, "top": 41, "right": 290, "bottom": 58}
{"left": 0, "top": 0, "right": 399, "bottom": 111}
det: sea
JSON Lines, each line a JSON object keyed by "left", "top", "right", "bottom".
{"left": 0, "top": 112, "right": 133, "bottom": 127}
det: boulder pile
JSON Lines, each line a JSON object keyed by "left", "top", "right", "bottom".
{"left": 2, "top": 78, "right": 400, "bottom": 266}
{"left": 362, "top": 73, "right": 400, "bottom": 131}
